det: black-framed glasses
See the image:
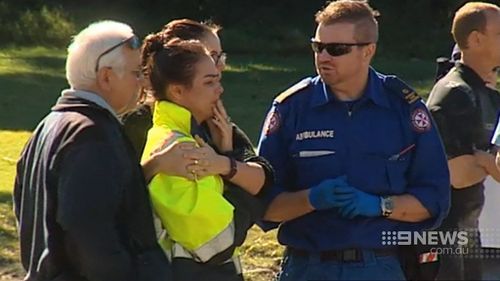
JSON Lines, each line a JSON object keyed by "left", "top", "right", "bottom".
{"left": 310, "top": 38, "right": 372, "bottom": 57}
{"left": 211, "top": 52, "right": 227, "bottom": 66}
{"left": 94, "top": 35, "right": 141, "bottom": 72}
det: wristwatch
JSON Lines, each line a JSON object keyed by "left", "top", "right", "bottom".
{"left": 380, "top": 196, "right": 394, "bottom": 217}
{"left": 221, "top": 157, "right": 237, "bottom": 180}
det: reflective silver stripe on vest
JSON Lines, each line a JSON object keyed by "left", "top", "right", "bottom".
{"left": 192, "top": 221, "right": 235, "bottom": 262}
{"left": 167, "top": 221, "right": 235, "bottom": 262}
{"left": 232, "top": 255, "right": 242, "bottom": 275}
{"left": 171, "top": 243, "right": 194, "bottom": 259}
{"left": 153, "top": 213, "right": 165, "bottom": 240}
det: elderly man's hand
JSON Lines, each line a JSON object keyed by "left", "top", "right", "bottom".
{"left": 185, "top": 135, "right": 232, "bottom": 179}
{"left": 149, "top": 141, "right": 202, "bottom": 180}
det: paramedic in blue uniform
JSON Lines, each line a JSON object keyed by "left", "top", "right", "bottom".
{"left": 256, "top": 1, "right": 450, "bottom": 280}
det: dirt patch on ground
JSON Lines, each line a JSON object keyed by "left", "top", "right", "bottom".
{"left": 0, "top": 264, "right": 23, "bottom": 281}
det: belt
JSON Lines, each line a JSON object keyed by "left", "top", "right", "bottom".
{"left": 287, "top": 247, "right": 396, "bottom": 263}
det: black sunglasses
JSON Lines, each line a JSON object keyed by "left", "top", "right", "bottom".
{"left": 310, "top": 38, "right": 372, "bottom": 57}
{"left": 95, "top": 35, "right": 141, "bottom": 72}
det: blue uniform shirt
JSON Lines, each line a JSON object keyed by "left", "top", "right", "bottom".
{"left": 257, "top": 68, "right": 450, "bottom": 251}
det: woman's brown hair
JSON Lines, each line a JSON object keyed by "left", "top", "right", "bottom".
{"left": 142, "top": 37, "right": 208, "bottom": 101}
{"left": 139, "top": 19, "right": 220, "bottom": 102}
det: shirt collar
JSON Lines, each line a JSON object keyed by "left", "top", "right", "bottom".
{"left": 364, "top": 68, "right": 390, "bottom": 108}
{"left": 61, "top": 89, "right": 120, "bottom": 121}
{"left": 310, "top": 76, "right": 331, "bottom": 108}
{"left": 191, "top": 120, "right": 211, "bottom": 142}
{"left": 311, "top": 67, "right": 390, "bottom": 109}
{"left": 153, "top": 100, "right": 193, "bottom": 135}
{"left": 454, "top": 62, "right": 488, "bottom": 89}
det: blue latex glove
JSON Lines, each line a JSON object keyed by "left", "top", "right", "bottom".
{"left": 308, "top": 176, "right": 354, "bottom": 210}
{"left": 335, "top": 185, "right": 382, "bottom": 219}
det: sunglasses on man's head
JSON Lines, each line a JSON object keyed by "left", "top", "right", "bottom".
{"left": 310, "top": 38, "right": 372, "bottom": 57}
{"left": 95, "top": 35, "right": 141, "bottom": 72}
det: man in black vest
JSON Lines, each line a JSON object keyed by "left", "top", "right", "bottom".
{"left": 426, "top": 2, "right": 500, "bottom": 280}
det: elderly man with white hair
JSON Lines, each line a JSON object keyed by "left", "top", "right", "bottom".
{"left": 13, "top": 20, "right": 174, "bottom": 281}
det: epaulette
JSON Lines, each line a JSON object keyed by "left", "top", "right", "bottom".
{"left": 383, "top": 75, "right": 421, "bottom": 105}
{"left": 274, "top": 77, "right": 312, "bottom": 104}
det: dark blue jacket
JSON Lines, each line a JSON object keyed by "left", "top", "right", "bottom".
{"left": 13, "top": 95, "right": 171, "bottom": 281}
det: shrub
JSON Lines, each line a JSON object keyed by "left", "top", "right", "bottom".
{"left": 0, "top": 5, "right": 75, "bottom": 47}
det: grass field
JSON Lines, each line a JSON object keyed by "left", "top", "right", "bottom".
{"left": 0, "top": 47, "right": 436, "bottom": 280}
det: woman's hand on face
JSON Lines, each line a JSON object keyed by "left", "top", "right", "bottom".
{"left": 186, "top": 135, "right": 231, "bottom": 179}
{"left": 207, "top": 100, "right": 233, "bottom": 153}
{"left": 150, "top": 141, "right": 205, "bottom": 181}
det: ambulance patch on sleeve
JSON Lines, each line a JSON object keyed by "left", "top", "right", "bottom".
{"left": 264, "top": 109, "right": 281, "bottom": 136}
{"left": 411, "top": 108, "right": 431, "bottom": 132}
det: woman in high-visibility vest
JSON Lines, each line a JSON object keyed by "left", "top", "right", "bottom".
{"left": 139, "top": 22, "right": 273, "bottom": 281}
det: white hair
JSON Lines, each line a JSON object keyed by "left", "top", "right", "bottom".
{"left": 66, "top": 20, "right": 134, "bottom": 89}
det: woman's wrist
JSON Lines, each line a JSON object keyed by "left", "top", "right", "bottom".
{"left": 219, "top": 141, "right": 233, "bottom": 153}
{"left": 221, "top": 157, "right": 238, "bottom": 180}
{"left": 217, "top": 155, "right": 232, "bottom": 176}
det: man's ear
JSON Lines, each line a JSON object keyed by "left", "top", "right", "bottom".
{"left": 467, "top": 30, "right": 482, "bottom": 50}
{"left": 96, "top": 67, "right": 113, "bottom": 91}
{"left": 364, "top": 43, "right": 377, "bottom": 61}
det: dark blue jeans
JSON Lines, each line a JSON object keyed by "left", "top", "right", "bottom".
{"left": 276, "top": 249, "right": 405, "bottom": 281}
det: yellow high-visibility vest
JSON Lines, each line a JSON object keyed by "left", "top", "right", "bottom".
{"left": 142, "top": 101, "right": 235, "bottom": 262}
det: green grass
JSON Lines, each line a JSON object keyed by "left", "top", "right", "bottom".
{"left": 0, "top": 47, "right": 436, "bottom": 280}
